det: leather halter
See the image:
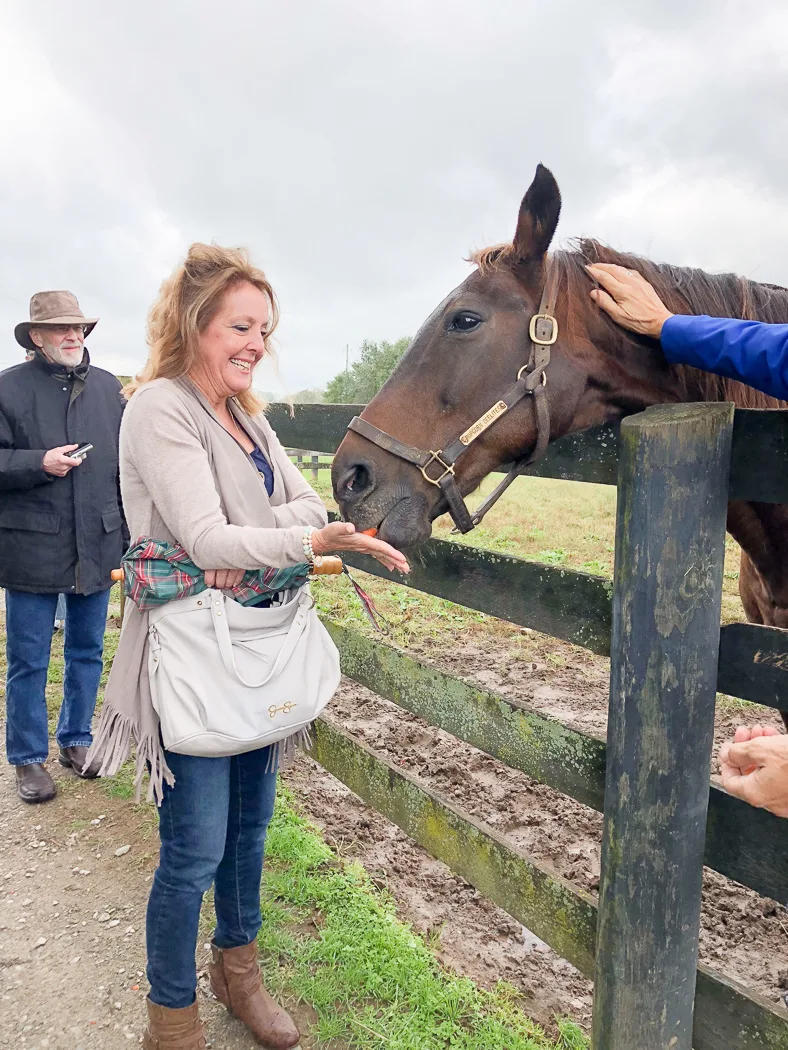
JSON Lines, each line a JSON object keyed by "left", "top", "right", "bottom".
{"left": 347, "top": 263, "right": 559, "bottom": 534}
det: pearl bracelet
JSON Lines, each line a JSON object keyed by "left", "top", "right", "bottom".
{"left": 303, "top": 527, "right": 316, "bottom": 564}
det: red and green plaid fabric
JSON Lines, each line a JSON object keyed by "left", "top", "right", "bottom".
{"left": 121, "top": 537, "right": 310, "bottom": 610}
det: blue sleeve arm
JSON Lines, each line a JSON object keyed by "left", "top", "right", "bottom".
{"left": 661, "top": 315, "right": 788, "bottom": 401}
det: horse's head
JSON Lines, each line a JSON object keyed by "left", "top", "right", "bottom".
{"left": 333, "top": 164, "right": 672, "bottom": 548}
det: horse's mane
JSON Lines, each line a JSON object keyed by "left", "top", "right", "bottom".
{"left": 471, "top": 239, "right": 788, "bottom": 410}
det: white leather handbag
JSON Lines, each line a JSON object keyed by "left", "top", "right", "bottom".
{"left": 147, "top": 586, "right": 340, "bottom": 757}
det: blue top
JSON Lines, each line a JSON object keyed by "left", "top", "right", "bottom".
{"left": 661, "top": 314, "right": 788, "bottom": 401}
{"left": 246, "top": 446, "right": 275, "bottom": 608}
{"left": 249, "top": 446, "right": 274, "bottom": 496}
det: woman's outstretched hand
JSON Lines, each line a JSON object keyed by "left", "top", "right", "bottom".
{"left": 586, "top": 263, "right": 674, "bottom": 339}
{"left": 312, "top": 521, "right": 410, "bottom": 575}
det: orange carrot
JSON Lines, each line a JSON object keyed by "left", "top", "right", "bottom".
{"left": 361, "top": 528, "right": 378, "bottom": 537}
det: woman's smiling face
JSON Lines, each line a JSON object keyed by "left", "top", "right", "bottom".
{"left": 191, "top": 280, "right": 271, "bottom": 403}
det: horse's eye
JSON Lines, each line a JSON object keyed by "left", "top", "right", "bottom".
{"left": 449, "top": 311, "right": 482, "bottom": 332}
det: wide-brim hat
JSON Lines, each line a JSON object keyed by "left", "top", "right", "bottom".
{"left": 15, "top": 290, "right": 99, "bottom": 353}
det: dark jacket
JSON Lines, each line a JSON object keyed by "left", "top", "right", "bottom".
{"left": 0, "top": 350, "right": 127, "bottom": 594}
{"left": 661, "top": 314, "right": 788, "bottom": 401}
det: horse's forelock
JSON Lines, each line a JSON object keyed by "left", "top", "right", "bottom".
{"left": 466, "top": 243, "right": 519, "bottom": 275}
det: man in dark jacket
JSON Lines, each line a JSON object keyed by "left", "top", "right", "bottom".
{"left": 1, "top": 291, "right": 126, "bottom": 803}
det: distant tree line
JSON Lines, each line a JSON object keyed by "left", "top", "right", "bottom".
{"left": 324, "top": 337, "right": 410, "bottom": 404}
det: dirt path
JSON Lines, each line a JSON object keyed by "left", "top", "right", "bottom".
{"left": 0, "top": 755, "right": 154, "bottom": 1048}
{"left": 0, "top": 743, "right": 310, "bottom": 1050}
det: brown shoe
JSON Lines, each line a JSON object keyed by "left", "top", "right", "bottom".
{"left": 142, "top": 998, "right": 206, "bottom": 1050}
{"left": 209, "top": 941, "right": 300, "bottom": 1048}
{"left": 15, "top": 763, "right": 57, "bottom": 804}
{"left": 58, "top": 745, "right": 101, "bottom": 779}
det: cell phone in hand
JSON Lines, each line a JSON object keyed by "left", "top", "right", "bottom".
{"left": 68, "top": 443, "right": 93, "bottom": 461}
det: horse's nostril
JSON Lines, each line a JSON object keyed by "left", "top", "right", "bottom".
{"left": 340, "top": 461, "right": 375, "bottom": 500}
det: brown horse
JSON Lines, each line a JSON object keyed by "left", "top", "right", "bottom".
{"left": 332, "top": 164, "right": 788, "bottom": 634}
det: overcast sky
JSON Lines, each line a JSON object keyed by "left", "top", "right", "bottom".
{"left": 2, "top": 0, "right": 787, "bottom": 392}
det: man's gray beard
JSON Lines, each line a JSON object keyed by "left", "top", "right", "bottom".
{"left": 40, "top": 343, "right": 84, "bottom": 368}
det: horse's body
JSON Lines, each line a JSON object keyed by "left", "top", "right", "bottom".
{"left": 333, "top": 165, "right": 788, "bottom": 637}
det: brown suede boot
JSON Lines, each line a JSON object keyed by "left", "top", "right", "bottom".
{"left": 142, "top": 998, "right": 206, "bottom": 1050}
{"left": 209, "top": 941, "right": 300, "bottom": 1048}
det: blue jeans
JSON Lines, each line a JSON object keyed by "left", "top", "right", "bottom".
{"left": 5, "top": 588, "right": 111, "bottom": 766}
{"left": 55, "top": 594, "right": 67, "bottom": 623}
{"left": 146, "top": 747, "right": 277, "bottom": 1009}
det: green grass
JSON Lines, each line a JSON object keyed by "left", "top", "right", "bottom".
{"left": 253, "top": 788, "right": 587, "bottom": 1049}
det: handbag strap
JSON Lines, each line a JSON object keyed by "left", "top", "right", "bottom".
{"left": 210, "top": 589, "right": 311, "bottom": 689}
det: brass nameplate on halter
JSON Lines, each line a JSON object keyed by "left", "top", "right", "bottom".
{"left": 459, "top": 400, "right": 508, "bottom": 446}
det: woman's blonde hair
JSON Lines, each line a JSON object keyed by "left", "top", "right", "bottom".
{"left": 125, "top": 242, "right": 280, "bottom": 415}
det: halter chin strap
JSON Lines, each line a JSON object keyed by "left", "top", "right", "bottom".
{"left": 347, "top": 263, "right": 559, "bottom": 534}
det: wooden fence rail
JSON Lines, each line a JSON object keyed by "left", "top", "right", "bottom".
{"left": 285, "top": 449, "right": 332, "bottom": 481}
{"left": 269, "top": 402, "right": 788, "bottom": 503}
{"left": 324, "top": 621, "right": 788, "bottom": 904}
{"left": 333, "top": 527, "right": 788, "bottom": 712}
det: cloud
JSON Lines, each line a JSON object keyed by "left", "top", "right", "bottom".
{"left": 2, "top": 0, "right": 786, "bottom": 389}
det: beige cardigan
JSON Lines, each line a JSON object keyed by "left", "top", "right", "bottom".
{"left": 87, "top": 377, "right": 327, "bottom": 802}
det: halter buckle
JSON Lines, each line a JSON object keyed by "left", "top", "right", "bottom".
{"left": 421, "top": 451, "right": 455, "bottom": 487}
{"left": 529, "top": 313, "right": 558, "bottom": 345}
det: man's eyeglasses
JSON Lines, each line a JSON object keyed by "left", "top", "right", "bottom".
{"left": 42, "top": 324, "right": 88, "bottom": 336}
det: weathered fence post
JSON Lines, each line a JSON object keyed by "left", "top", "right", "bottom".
{"left": 311, "top": 453, "right": 319, "bottom": 482}
{"left": 592, "top": 403, "right": 734, "bottom": 1050}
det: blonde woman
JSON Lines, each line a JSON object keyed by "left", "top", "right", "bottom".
{"left": 89, "top": 244, "right": 408, "bottom": 1050}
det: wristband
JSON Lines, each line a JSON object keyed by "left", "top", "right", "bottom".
{"left": 303, "top": 527, "right": 317, "bottom": 564}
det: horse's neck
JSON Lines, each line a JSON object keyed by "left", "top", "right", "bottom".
{"left": 728, "top": 501, "right": 788, "bottom": 624}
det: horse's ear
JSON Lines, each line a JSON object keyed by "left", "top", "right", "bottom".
{"left": 512, "top": 164, "right": 561, "bottom": 263}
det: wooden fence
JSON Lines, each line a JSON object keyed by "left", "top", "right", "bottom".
{"left": 272, "top": 400, "right": 788, "bottom": 1050}
{"left": 284, "top": 448, "right": 331, "bottom": 482}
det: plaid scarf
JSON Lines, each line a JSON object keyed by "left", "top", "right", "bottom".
{"left": 121, "top": 537, "right": 310, "bottom": 610}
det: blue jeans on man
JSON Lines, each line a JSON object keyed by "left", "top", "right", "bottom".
{"left": 5, "top": 588, "right": 111, "bottom": 766}
{"left": 145, "top": 747, "right": 277, "bottom": 1009}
